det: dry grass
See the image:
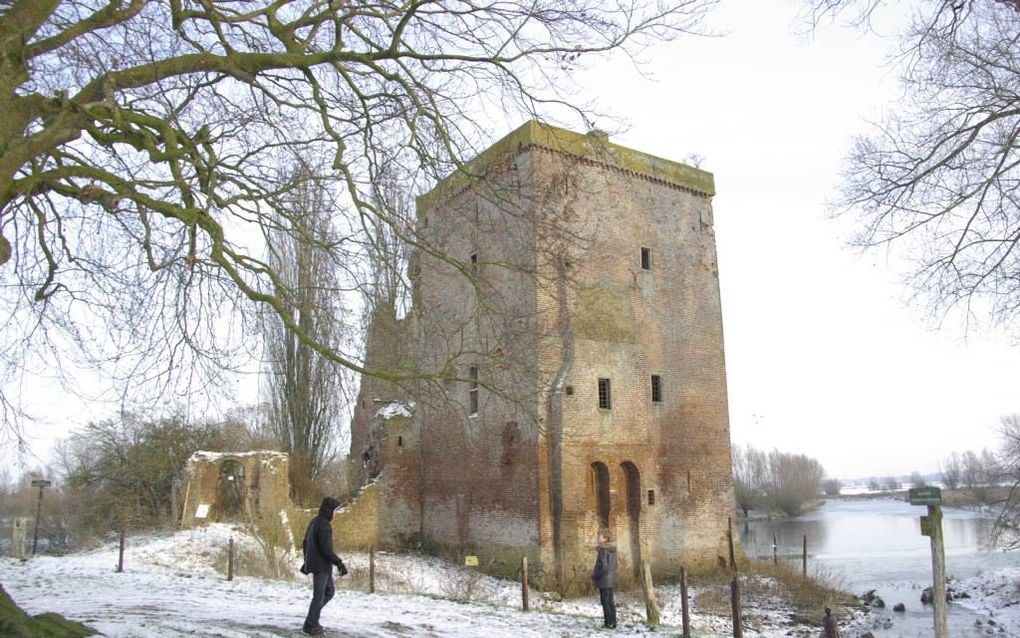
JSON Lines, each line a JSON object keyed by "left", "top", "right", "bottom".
{"left": 688, "top": 558, "right": 856, "bottom": 628}
{"left": 220, "top": 544, "right": 295, "bottom": 580}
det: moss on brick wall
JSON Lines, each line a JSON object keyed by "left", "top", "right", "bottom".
{"left": 572, "top": 283, "right": 637, "bottom": 343}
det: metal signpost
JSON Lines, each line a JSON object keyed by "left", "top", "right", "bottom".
{"left": 909, "top": 486, "right": 947, "bottom": 638}
{"left": 30, "top": 479, "right": 51, "bottom": 556}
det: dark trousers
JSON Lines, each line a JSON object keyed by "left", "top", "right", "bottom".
{"left": 304, "top": 571, "right": 335, "bottom": 630}
{"left": 599, "top": 587, "right": 616, "bottom": 628}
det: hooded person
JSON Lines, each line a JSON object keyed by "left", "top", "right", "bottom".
{"left": 822, "top": 607, "right": 840, "bottom": 637}
{"left": 591, "top": 529, "right": 618, "bottom": 629}
{"left": 301, "top": 497, "right": 348, "bottom": 636}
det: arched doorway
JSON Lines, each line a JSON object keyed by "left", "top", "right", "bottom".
{"left": 621, "top": 461, "right": 642, "bottom": 578}
{"left": 218, "top": 459, "right": 245, "bottom": 519}
{"left": 591, "top": 462, "right": 611, "bottom": 531}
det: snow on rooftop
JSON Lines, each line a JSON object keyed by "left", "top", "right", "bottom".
{"left": 375, "top": 401, "right": 415, "bottom": 420}
{"left": 188, "top": 450, "right": 289, "bottom": 464}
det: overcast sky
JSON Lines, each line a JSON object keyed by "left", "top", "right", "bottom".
{"left": 567, "top": 0, "right": 1020, "bottom": 480}
{"left": 9, "top": 0, "right": 1020, "bottom": 482}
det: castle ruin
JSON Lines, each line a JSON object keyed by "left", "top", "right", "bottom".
{"left": 343, "top": 121, "right": 737, "bottom": 592}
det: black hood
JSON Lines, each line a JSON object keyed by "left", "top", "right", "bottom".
{"left": 319, "top": 497, "right": 340, "bottom": 520}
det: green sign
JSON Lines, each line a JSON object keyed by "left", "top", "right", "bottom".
{"left": 30, "top": 479, "right": 51, "bottom": 488}
{"left": 909, "top": 486, "right": 942, "bottom": 506}
{"left": 920, "top": 515, "right": 933, "bottom": 537}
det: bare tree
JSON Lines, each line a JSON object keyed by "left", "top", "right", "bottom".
{"left": 60, "top": 412, "right": 221, "bottom": 533}
{"left": 940, "top": 451, "right": 963, "bottom": 490}
{"left": 962, "top": 449, "right": 983, "bottom": 490}
{"left": 822, "top": 478, "right": 841, "bottom": 497}
{"left": 882, "top": 476, "right": 901, "bottom": 491}
{"left": 262, "top": 161, "right": 352, "bottom": 502}
{"left": 764, "top": 449, "right": 825, "bottom": 516}
{"left": 732, "top": 444, "right": 764, "bottom": 516}
{"left": 731, "top": 444, "right": 825, "bottom": 516}
{"left": 909, "top": 471, "right": 927, "bottom": 489}
{"left": 806, "top": 1, "right": 1020, "bottom": 332}
{"left": 990, "top": 414, "right": 1020, "bottom": 547}
{"left": 0, "top": 0, "right": 716, "bottom": 447}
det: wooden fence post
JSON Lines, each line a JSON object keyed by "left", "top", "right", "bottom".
{"left": 369, "top": 545, "right": 376, "bottom": 594}
{"left": 727, "top": 516, "right": 736, "bottom": 571}
{"left": 730, "top": 575, "right": 743, "bottom": 638}
{"left": 520, "top": 556, "right": 529, "bottom": 611}
{"left": 227, "top": 537, "right": 234, "bottom": 581}
{"left": 802, "top": 534, "right": 807, "bottom": 576}
{"left": 680, "top": 566, "right": 690, "bottom": 638}
{"left": 116, "top": 529, "right": 125, "bottom": 573}
{"left": 773, "top": 533, "right": 778, "bottom": 565}
{"left": 640, "top": 561, "right": 660, "bottom": 625}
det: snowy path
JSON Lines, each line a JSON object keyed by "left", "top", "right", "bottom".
{"left": 17, "top": 522, "right": 1020, "bottom": 637}
{"left": 3, "top": 554, "right": 646, "bottom": 638}
{"left": 0, "top": 525, "right": 677, "bottom": 637}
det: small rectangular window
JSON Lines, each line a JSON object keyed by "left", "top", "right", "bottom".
{"left": 648, "top": 489, "right": 655, "bottom": 506}
{"left": 651, "top": 375, "right": 662, "bottom": 403}
{"left": 597, "top": 378, "right": 611, "bottom": 409}
{"left": 640, "top": 247, "right": 651, "bottom": 270}
{"left": 470, "top": 253, "right": 478, "bottom": 276}
{"left": 469, "top": 366, "right": 479, "bottom": 415}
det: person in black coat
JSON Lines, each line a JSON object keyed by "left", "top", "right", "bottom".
{"left": 301, "top": 497, "right": 348, "bottom": 636}
{"left": 823, "top": 607, "right": 840, "bottom": 637}
{"left": 591, "top": 528, "right": 618, "bottom": 629}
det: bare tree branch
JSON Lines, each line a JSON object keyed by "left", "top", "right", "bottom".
{"left": 0, "top": 0, "right": 715, "bottom": 446}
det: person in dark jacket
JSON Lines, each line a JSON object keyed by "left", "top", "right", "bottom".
{"left": 591, "top": 529, "right": 618, "bottom": 629}
{"left": 301, "top": 497, "right": 348, "bottom": 636}
{"left": 822, "top": 607, "right": 840, "bottom": 637}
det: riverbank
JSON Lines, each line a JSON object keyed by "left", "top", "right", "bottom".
{"left": 829, "top": 486, "right": 1011, "bottom": 509}
{"left": 740, "top": 497, "right": 1018, "bottom": 637}
{"left": 952, "top": 567, "right": 1020, "bottom": 635}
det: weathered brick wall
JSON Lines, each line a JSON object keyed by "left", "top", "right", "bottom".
{"left": 529, "top": 147, "right": 735, "bottom": 587}
{"left": 180, "top": 451, "right": 291, "bottom": 527}
{"left": 329, "top": 482, "right": 380, "bottom": 550}
{"left": 415, "top": 156, "right": 544, "bottom": 556}
{"left": 372, "top": 121, "right": 735, "bottom": 592}
{"left": 374, "top": 411, "right": 421, "bottom": 547}
{"left": 349, "top": 304, "right": 414, "bottom": 490}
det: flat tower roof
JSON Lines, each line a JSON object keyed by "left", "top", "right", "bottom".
{"left": 418, "top": 120, "right": 715, "bottom": 211}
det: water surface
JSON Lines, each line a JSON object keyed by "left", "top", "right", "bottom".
{"left": 739, "top": 498, "right": 1017, "bottom": 637}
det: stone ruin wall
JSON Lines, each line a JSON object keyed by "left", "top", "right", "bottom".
{"left": 348, "top": 302, "right": 417, "bottom": 492}
{"left": 330, "top": 408, "right": 422, "bottom": 551}
{"left": 179, "top": 451, "right": 291, "bottom": 528}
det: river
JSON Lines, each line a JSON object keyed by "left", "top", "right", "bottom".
{"left": 739, "top": 498, "right": 1018, "bottom": 637}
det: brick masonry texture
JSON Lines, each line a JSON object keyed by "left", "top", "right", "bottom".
{"left": 343, "top": 121, "right": 737, "bottom": 592}
{"left": 180, "top": 451, "right": 291, "bottom": 527}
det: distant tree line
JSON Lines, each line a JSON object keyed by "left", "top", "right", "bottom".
{"left": 0, "top": 408, "right": 357, "bottom": 552}
{"left": 916, "top": 414, "right": 1020, "bottom": 551}
{"left": 938, "top": 448, "right": 1000, "bottom": 495}
{"left": 731, "top": 445, "right": 826, "bottom": 517}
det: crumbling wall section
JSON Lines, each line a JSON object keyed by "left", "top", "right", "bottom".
{"left": 349, "top": 303, "right": 414, "bottom": 491}
{"left": 179, "top": 451, "right": 290, "bottom": 527}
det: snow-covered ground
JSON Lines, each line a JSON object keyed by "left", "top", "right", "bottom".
{"left": 952, "top": 568, "right": 1020, "bottom": 635}
{"left": 7, "top": 523, "right": 1011, "bottom": 637}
